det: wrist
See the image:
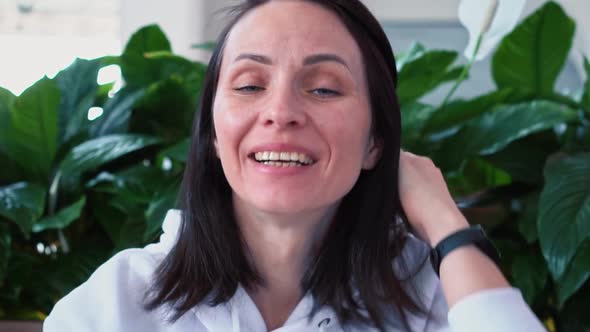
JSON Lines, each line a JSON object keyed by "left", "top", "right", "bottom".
{"left": 426, "top": 210, "right": 470, "bottom": 247}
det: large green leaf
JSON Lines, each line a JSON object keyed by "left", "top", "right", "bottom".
{"left": 5, "top": 77, "right": 60, "bottom": 182}
{"left": 144, "top": 179, "right": 180, "bottom": 241}
{"left": 87, "top": 165, "right": 167, "bottom": 203}
{"left": 59, "top": 134, "right": 161, "bottom": 178}
{"left": 511, "top": 253, "right": 548, "bottom": 305}
{"left": 434, "top": 101, "right": 577, "bottom": 171}
{"left": 0, "top": 225, "right": 11, "bottom": 282}
{"left": 424, "top": 89, "right": 515, "bottom": 134}
{"left": 484, "top": 132, "right": 560, "bottom": 184}
{"left": 31, "top": 197, "right": 86, "bottom": 233}
{"left": 0, "top": 88, "right": 21, "bottom": 184}
{"left": 121, "top": 25, "right": 187, "bottom": 88}
{"left": 397, "top": 50, "right": 460, "bottom": 104}
{"left": 538, "top": 153, "right": 590, "bottom": 282}
{"left": 123, "top": 24, "right": 171, "bottom": 56}
{"left": 492, "top": 1, "right": 575, "bottom": 96}
{"left": 89, "top": 87, "right": 145, "bottom": 137}
{"left": 130, "top": 61, "right": 204, "bottom": 141}
{"left": 400, "top": 102, "right": 435, "bottom": 149}
{"left": 54, "top": 58, "right": 102, "bottom": 144}
{"left": 0, "top": 87, "right": 15, "bottom": 140}
{"left": 557, "top": 239, "right": 590, "bottom": 308}
{"left": 158, "top": 139, "right": 190, "bottom": 163}
{"left": 0, "top": 182, "right": 46, "bottom": 235}
{"left": 516, "top": 193, "right": 540, "bottom": 244}
{"left": 446, "top": 158, "right": 511, "bottom": 198}
{"left": 582, "top": 56, "right": 590, "bottom": 111}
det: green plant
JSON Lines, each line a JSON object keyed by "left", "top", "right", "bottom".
{"left": 0, "top": 25, "right": 204, "bottom": 319}
{"left": 399, "top": 2, "right": 589, "bottom": 331}
{"left": 0, "top": 2, "right": 588, "bottom": 331}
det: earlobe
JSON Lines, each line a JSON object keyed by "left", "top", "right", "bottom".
{"left": 362, "top": 137, "right": 381, "bottom": 170}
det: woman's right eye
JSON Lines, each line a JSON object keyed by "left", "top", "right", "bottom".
{"left": 234, "top": 85, "right": 264, "bottom": 93}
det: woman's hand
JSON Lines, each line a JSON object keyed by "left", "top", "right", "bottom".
{"left": 398, "top": 150, "right": 469, "bottom": 247}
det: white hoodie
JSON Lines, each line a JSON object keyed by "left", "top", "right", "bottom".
{"left": 44, "top": 210, "right": 546, "bottom": 332}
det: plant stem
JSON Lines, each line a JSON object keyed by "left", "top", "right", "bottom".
{"left": 439, "top": 34, "right": 483, "bottom": 110}
{"left": 48, "top": 171, "right": 70, "bottom": 254}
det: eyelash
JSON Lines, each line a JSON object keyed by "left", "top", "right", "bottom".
{"left": 234, "top": 85, "right": 264, "bottom": 93}
{"left": 234, "top": 86, "right": 341, "bottom": 98}
{"left": 309, "top": 88, "right": 340, "bottom": 98}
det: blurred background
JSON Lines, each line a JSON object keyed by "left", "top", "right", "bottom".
{"left": 1, "top": 0, "right": 589, "bottom": 97}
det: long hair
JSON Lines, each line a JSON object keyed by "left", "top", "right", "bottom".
{"left": 144, "top": 1, "right": 428, "bottom": 330}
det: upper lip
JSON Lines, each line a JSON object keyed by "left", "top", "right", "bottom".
{"left": 248, "top": 143, "right": 318, "bottom": 162}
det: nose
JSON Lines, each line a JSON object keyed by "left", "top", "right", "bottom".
{"left": 260, "top": 85, "right": 306, "bottom": 129}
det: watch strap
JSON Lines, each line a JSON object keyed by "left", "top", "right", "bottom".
{"left": 430, "top": 225, "right": 501, "bottom": 276}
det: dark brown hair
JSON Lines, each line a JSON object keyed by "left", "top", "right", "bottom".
{"left": 145, "top": 0, "right": 428, "bottom": 330}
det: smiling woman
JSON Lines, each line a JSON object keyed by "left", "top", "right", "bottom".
{"left": 43, "top": 1, "right": 546, "bottom": 331}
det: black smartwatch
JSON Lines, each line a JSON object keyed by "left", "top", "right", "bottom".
{"left": 430, "top": 225, "right": 501, "bottom": 276}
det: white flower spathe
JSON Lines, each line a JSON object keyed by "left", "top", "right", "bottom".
{"left": 459, "top": 0, "right": 526, "bottom": 61}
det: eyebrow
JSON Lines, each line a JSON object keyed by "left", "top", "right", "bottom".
{"left": 233, "top": 53, "right": 349, "bottom": 69}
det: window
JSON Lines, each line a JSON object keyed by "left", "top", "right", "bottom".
{"left": 0, "top": 0, "right": 121, "bottom": 95}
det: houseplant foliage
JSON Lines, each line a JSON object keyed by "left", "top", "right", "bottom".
{"left": 0, "top": 24, "right": 205, "bottom": 319}
{"left": 0, "top": 2, "right": 587, "bottom": 330}
{"left": 399, "top": 2, "right": 589, "bottom": 331}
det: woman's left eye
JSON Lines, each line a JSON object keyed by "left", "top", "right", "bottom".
{"left": 310, "top": 88, "right": 340, "bottom": 98}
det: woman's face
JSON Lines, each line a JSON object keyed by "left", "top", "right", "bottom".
{"left": 213, "top": 0, "right": 379, "bottom": 217}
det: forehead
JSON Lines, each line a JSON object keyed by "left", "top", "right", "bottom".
{"left": 222, "top": 1, "right": 364, "bottom": 70}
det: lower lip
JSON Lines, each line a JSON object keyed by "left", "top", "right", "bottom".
{"left": 249, "top": 158, "right": 315, "bottom": 175}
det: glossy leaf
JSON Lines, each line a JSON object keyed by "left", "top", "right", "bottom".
{"left": 0, "top": 226, "right": 10, "bottom": 282}
{"left": 424, "top": 88, "right": 514, "bottom": 134}
{"left": 516, "top": 193, "right": 540, "bottom": 244}
{"left": 0, "top": 87, "right": 15, "bottom": 141}
{"left": 0, "top": 87, "right": 20, "bottom": 184}
{"left": 144, "top": 179, "right": 180, "bottom": 241}
{"left": 0, "top": 182, "right": 46, "bottom": 235}
{"left": 511, "top": 253, "right": 548, "bottom": 305}
{"left": 59, "top": 134, "right": 161, "bottom": 178}
{"left": 55, "top": 58, "right": 102, "bottom": 144}
{"left": 397, "top": 50, "right": 459, "bottom": 104}
{"left": 492, "top": 1, "right": 575, "bottom": 95}
{"left": 89, "top": 88, "right": 145, "bottom": 137}
{"left": 484, "top": 132, "right": 559, "bottom": 184}
{"left": 130, "top": 63, "right": 204, "bottom": 141}
{"left": 5, "top": 77, "right": 60, "bottom": 182}
{"left": 31, "top": 197, "right": 86, "bottom": 233}
{"left": 400, "top": 102, "right": 436, "bottom": 149}
{"left": 582, "top": 56, "right": 590, "bottom": 111}
{"left": 435, "top": 101, "right": 577, "bottom": 171}
{"left": 123, "top": 24, "right": 171, "bottom": 55}
{"left": 557, "top": 240, "right": 590, "bottom": 308}
{"left": 538, "top": 153, "right": 590, "bottom": 282}
{"left": 158, "top": 139, "right": 190, "bottom": 163}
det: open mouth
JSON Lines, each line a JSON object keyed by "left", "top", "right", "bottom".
{"left": 249, "top": 151, "right": 316, "bottom": 167}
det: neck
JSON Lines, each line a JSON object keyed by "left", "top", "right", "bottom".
{"left": 233, "top": 195, "right": 337, "bottom": 328}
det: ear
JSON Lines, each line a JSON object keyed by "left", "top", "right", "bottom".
{"left": 362, "top": 136, "right": 381, "bottom": 170}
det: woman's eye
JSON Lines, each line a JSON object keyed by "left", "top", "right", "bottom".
{"left": 234, "top": 85, "right": 264, "bottom": 93}
{"left": 310, "top": 88, "right": 340, "bottom": 98}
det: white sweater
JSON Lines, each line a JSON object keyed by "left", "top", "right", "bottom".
{"left": 44, "top": 210, "right": 546, "bottom": 332}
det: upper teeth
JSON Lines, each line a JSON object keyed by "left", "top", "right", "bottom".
{"left": 254, "top": 151, "right": 313, "bottom": 165}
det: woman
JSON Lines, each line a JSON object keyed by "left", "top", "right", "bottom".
{"left": 44, "top": 0, "right": 546, "bottom": 331}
